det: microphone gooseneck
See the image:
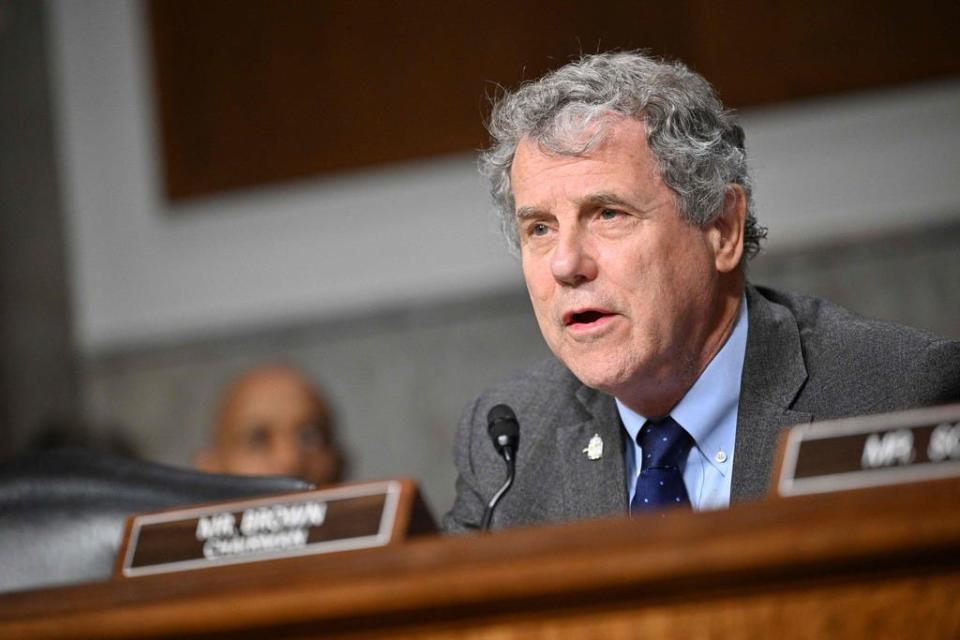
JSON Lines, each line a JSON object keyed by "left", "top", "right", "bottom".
{"left": 481, "top": 404, "right": 520, "bottom": 532}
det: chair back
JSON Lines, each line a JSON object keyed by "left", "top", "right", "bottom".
{"left": 0, "top": 448, "right": 311, "bottom": 593}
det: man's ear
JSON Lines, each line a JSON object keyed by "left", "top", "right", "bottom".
{"left": 709, "top": 184, "right": 747, "bottom": 273}
{"left": 193, "top": 449, "right": 222, "bottom": 473}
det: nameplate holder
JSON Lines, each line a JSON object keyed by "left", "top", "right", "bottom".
{"left": 116, "top": 478, "right": 435, "bottom": 578}
{"left": 775, "top": 404, "right": 960, "bottom": 497}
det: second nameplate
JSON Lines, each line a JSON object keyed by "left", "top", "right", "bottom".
{"left": 775, "top": 404, "right": 960, "bottom": 497}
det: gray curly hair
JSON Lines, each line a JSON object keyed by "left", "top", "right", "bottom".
{"left": 480, "top": 51, "right": 766, "bottom": 260}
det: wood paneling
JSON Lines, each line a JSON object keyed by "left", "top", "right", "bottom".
{"left": 148, "top": 1, "right": 960, "bottom": 201}
{"left": 1, "top": 477, "right": 959, "bottom": 638}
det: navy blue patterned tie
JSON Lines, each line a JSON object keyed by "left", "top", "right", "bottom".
{"left": 630, "top": 416, "right": 694, "bottom": 512}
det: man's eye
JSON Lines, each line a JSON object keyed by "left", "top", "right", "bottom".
{"left": 529, "top": 222, "right": 550, "bottom": 236}
{"left": 298, "top": 423, "right": 329, "bottom": 450}
{"left": 243, "top": 425, "right": 271, "bottom": 450}
{"left": 599, "top": 208, "right": 621, "bottom": 220}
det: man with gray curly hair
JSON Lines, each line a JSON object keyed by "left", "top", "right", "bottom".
{"left": 444, "top": 51, "right": 960, "bottom": 532}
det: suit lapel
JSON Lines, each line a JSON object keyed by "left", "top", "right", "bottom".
{"left": 553, "top": 385, "right": 628, "bottom": 520}
{"left": 732, "top": 286, "right": 812, "bottom": 501}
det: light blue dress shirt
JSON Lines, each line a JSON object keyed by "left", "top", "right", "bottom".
{"left": 616, "top": 296, "right": 748, "bottom": 511}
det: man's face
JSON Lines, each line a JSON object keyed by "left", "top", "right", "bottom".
{"left": 511, "top": 117, "right": 728, "bottom": 412}
{"left": 218, "top": 369, "right": 342, "bottom": 486}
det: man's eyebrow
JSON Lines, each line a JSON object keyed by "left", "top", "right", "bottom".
{"left": 579, "top": 192, "right": 635, "bottom": 208}
{"left": 514, "top": 205, "right": 546, "bottom": 220}
{"left": 514, "top": 193, "right": 643, "bottom": 220}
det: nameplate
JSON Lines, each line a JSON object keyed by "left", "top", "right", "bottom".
{"left": 118, "top": 479, "right": 433, "bottom": 577}
{"left": 776, "top": 404, "right": 960, "bottom": 497}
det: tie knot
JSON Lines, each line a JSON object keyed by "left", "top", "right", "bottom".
{"left": 637, "top": 416, "right": 693, "bottom": 471}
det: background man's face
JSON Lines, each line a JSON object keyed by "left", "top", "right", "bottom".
{"left": 217, "top": 368, "right": 342, "bottom": 486}
{"left": 511, "top": 117, "right": 724, "bottom": 409}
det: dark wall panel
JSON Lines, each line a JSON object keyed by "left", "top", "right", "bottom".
{"left": 0, "top": 0, "right": 79, "bottom": 454}
{"left": 149, "top": 0, "right": 960, "bottom": 201}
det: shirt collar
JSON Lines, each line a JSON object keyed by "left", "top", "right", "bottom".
{"left": 616, "top": 295, "right": 748, "bottom": 474}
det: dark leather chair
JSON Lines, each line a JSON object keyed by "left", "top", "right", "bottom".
{"left": 0, "top": 448, "right": 312, "bottom": 593}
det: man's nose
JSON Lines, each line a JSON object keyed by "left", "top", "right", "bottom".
{"left": 550, "top": 227, "right": 598, "bottom": 286}
{"left": 270, "top": 438, "right": 303, "bottom": 476}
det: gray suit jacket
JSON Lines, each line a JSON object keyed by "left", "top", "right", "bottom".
{"left": 443, "top": 285, "right": 960, "bottom": 532}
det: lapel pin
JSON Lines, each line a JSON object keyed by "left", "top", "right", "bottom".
{"left": 583, "top": 434, "right": 603, "bottom": 460}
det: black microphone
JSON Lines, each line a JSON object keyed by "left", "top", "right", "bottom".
{"left": 481, "top": 404, "right": 520, "bottom": 532}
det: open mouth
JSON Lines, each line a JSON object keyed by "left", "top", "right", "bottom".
{"left": 565, "top": 309, "right": 613, "bottom": 327}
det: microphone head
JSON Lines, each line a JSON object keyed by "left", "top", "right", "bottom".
{"left": 487, "top": 404, "right": 519, "bottom": 456}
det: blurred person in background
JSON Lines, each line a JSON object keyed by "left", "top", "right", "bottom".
{"left": 194, "top": 363, "right": 345, "bottom": 487}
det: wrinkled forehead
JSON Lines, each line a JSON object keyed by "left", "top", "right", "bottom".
{"left": 509, "top": 112, "right": 652, "bottom": 201}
